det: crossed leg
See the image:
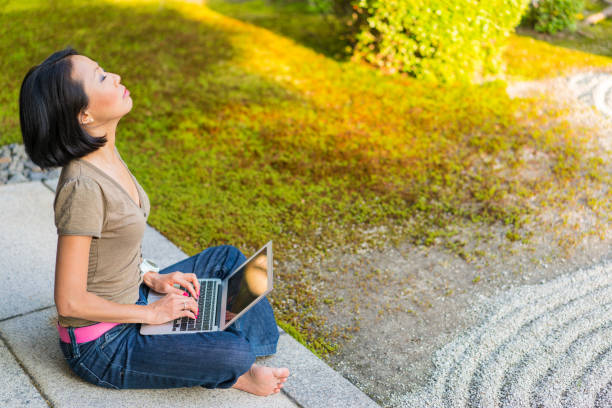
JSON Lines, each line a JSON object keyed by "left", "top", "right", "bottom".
{"left": 159, "top": 244, "right": 290, "bottom": 395}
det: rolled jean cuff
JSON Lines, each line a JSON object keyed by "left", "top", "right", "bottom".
{"left": 251, "top": 342, "right": 277, "bottom": 357}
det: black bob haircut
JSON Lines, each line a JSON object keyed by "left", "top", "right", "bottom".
{"left": 19, "top": 46, "right": 107, "bottom": 170}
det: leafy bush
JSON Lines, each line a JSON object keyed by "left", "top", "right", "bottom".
{"left": 520, "top": 0, "right": 585, "bottom": 34}
{"left": 350, "top": 0, "right": 531, "bottom": 84}
{"left": 269, "top": 0, "right": 353, "bottom": 16}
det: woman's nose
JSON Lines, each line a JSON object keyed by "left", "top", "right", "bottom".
{"left": 115, "top": 73, "right": 121, "bottom": 85}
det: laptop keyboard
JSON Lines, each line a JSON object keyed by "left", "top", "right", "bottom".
{"left": 172, "top": 279, "right": 218, "bottom": 332}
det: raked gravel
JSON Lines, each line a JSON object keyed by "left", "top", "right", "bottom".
{"left": 396, "top": 258, "right": 612, "bottom": 408}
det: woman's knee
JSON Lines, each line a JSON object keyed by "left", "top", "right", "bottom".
{"left": 222, "top": 244, "right": 246, "bottom": 260}
{"left": 218, "top": 244, "right": 247, "bottom": 276}
{"left": 193, "top": 244, "right": 245, "bottom": 279}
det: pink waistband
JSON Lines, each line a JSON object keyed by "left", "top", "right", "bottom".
{"left": 57, "top": 322, "right": 120, "bottom": 344}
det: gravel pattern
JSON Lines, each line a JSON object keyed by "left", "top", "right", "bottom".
{"left": 567, "top": 72, "right": 612, "bottom": 119}
{"left": 0, "top": 143, "right": 61, "bottom": 185}
{"left": 396, "top": 259, "right": 612, "bottom": 408}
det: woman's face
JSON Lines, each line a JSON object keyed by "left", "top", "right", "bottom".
{"left": 70, "top": 54, "right": 132, "bottom": 126}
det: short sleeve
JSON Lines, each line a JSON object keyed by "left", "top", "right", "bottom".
{"left": 54, "top": 177, "right": 105, "bottom": 238}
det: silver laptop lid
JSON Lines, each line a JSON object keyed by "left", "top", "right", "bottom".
{"left": 220, "top": 240, "right": 273, "bottom": 330}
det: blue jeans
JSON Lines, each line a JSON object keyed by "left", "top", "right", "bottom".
{"left": 58, "top": 245, "right": 280, "bottom": 389}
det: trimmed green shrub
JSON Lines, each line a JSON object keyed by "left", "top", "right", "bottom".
{"left": 351, "top": 0, "right": 531, "bottom": 84}
{"left": 270, "top": 0, "right": 354, "bottom": 16}
{"left": 520, "top": 0, "right": 584, "bottom": 34}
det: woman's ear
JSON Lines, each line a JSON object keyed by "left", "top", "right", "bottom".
{"left": 79, "top": 111, "right": 94, "bottom": 125}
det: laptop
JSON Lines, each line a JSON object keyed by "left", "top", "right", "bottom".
{"left": 140, "top": 240, "right": 273, "bottom": 335}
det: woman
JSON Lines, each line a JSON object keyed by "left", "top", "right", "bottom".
{"left": 18, "top": 46, "right": 289, "bottom": 395}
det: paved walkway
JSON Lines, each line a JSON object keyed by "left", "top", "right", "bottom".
{"left": 0, "top": 179, "right": 379, "bottom": 408}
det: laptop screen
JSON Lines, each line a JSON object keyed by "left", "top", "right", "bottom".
{"left": 224, "top": 248, "right": 270, "bottom": 326}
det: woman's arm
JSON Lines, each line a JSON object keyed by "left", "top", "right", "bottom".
{"left": 55, "top": 235, "right": 198, "bottom": 324}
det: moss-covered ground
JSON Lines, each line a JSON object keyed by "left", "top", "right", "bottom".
{"left": 1, "top": 0, "right": 610, "bottom": 358}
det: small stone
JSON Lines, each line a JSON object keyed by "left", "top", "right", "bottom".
{"left": 45, "top": 168, "right": 61, "bottom": 179}
{"left": 10, "top": 144, "right": 25, "bottom": 156}
{"left": 6, "top": 172, "right": 28, "bottom": 184}
{"left": 24, "top": 159, "right": 41, "bottom": 172}
{"left": 29, "top": 172, "right": 47, "bottom": 181}
{"left": 8, "top": 160, "right": 24, "bottom": 173}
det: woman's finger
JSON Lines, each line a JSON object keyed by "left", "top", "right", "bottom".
{"left": 175, "top": 276, "right": 198, "bottom": 298}
{"left": 176, "top": 296, "right": 198, "bottom": 317}
{"left": 181, "top": 298, "right": 198, "bottom": 319}
{"left": 190, "top": 297, "right": 199, "bottom": 316}
{"left": 182, "top": 273, "right": 200, "bottom": 298}
{"left": 182, "top": 310, "right": 197, "bottom": 320}
{"left": 186, "top": 273, "right": 200, "bottom": 296}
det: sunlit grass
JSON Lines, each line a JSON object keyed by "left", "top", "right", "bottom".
{"left": 503, "top": 33, "right": 612, "bottom": 80}
{"left": 1, "top": 0, "right": 610, "bottom": 357}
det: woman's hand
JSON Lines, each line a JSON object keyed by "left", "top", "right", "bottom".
{"left": 145, "top": 292, "right": 199, "bottom": 325}
{"left": 144, "top": 271, "right": 200, "bottom": 299}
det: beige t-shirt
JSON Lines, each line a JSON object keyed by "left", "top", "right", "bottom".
{"left": 53, "top": 147, "right": 151, "bottom": 328}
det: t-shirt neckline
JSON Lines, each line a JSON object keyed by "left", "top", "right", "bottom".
{"left": 76, "top": 147, "right": 143, "bottom": 211}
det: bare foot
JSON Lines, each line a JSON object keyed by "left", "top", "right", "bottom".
{"left": 232, "top": 363, "right": 290, "bottom": 396}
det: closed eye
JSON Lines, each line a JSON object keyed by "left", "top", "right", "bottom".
{"left": 101, "top": 68, "right": 107, "bottom": 82}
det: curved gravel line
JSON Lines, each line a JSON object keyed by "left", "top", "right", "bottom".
{"left": 566, "top": 72, "right": 612, "bottom": 119}
{"left": 594, "top": 382, "right": 612, "bottom": 408}
{"left": 500, "top": 302, "right": 612, "bottom": 407}
{"left": 397, "top": 259, "right": 612, "bottom": 408}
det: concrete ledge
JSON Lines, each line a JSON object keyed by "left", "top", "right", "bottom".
{"left": 265, "top": 330, "right": 380, "bottom": 408}
{"left": 0, "top": 308, "right": 296, "bottom": 408}
{"left": 0, "top": 337, "right": 48, "bottom": 408}
{"left": 0, "top": 181, "right": 57, "bottom": 319}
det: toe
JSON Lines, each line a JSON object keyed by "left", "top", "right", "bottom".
{"left": 274, "top": 367, "right": 290, "bottom": 378}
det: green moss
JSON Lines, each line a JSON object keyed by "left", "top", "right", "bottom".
{"left": 277, "top": 320, "right": 322, "bottom": 358}
{"left": 504, "top": 25, "right": 612, "bottom": 80}
{"left": 277, "top": 320, "right": 307, "bottom": 344}
{"left": 506, "top": 230, "right": 521, "bottom": 242}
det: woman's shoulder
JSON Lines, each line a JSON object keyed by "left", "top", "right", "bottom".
{"left": 56, "top": 161, "right": 98, "bottom": 191}
{"left": 53, "top": 165, "right": 107, "bottom": 238}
